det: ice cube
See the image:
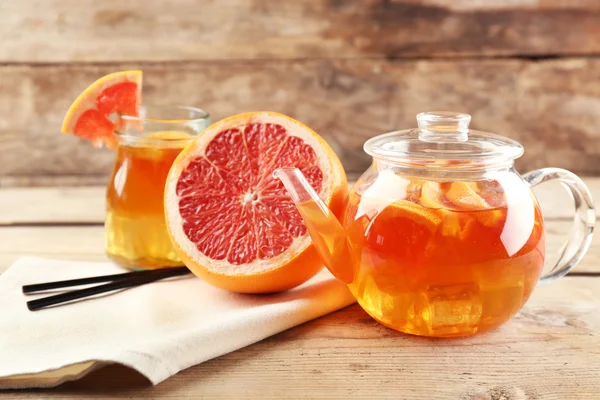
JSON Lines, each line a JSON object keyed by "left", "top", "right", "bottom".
{"left": 425, "top": 282, "right": 482, "bottom": 335}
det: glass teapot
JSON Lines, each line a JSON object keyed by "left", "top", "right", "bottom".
{"left": 274, "top": 111, "right": 595, "bottom": 338}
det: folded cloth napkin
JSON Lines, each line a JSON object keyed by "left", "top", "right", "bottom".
{"left": 0, "top": 257, "right": 355, "bottom": 389}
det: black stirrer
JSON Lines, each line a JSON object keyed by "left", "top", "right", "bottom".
{"left": 25, "top": 267, "right": 191, "bottom": 311}
{"left": 23, "top": 267, "right": 189, "bottom": 294}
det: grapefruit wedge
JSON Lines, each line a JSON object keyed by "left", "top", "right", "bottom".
{"left": 165, "top": 112, "right": 348, "bottom": 293}
{"left": 61, "top": 70, "right": 142, "bottom": 148}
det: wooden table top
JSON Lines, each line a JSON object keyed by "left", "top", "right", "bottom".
{"left": 1, "top": 180, "right": 599, "bottom": 399}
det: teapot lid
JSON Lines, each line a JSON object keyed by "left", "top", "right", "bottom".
{"left": 364, "top": 112, "right": 523, "bottom": 169}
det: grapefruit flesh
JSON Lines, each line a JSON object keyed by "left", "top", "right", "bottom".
{"left": 165, "top": 112, "right": 347, "bottom": 293}
{"left": 61, "top": 70, "right": 142, "bottom": 148}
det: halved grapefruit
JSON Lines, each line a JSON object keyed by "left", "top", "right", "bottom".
{"left": 61, "top": 70, "right": 142, "bottom": 148}
{"left": 164, "top": 112, "right": 348, "bottom": 293}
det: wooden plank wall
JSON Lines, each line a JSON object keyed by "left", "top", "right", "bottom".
{"left": 1, "top": 0, "right": 600, "bottom": 186}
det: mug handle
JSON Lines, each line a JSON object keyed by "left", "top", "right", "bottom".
{"left": 522, "top": 168, "right": 595, "bottom": 284}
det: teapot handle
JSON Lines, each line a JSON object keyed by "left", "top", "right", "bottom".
{"left": 523, "top": 168, "right": 595, "bottom": 284}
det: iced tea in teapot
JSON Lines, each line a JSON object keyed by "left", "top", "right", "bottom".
{"left": 277, "top": 111, "right": 594, "bottom": 338}
{"left": 341, "top": 176, "right": 545, "bottom": 337}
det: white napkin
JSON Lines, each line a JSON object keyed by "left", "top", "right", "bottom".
{"left": 0, "top": 257, "right": 355, "bottom": 389}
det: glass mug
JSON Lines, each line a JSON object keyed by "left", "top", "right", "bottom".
{"left": 275, "top": 111, "right": 595, "bottom": 337}
{"left": 105, "top": 105, "right": 211, "bottom": 269}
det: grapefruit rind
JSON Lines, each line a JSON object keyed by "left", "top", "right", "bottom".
{"left": 164, "top": 111, "right": 348, "bottom": 293}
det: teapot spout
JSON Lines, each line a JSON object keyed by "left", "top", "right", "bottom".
{"left": 273, "top": 167, "right": 355, "bottom": 284}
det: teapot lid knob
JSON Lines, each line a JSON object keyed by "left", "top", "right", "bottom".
{"left": 417, "top": 112, "right": 471, "bottom": 142}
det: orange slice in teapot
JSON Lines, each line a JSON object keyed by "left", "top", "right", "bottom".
{"left": 445, "top": 182, "right": 488, "bottom": 209}
{"left": 444, "top": 182, "right": 503, "bottom": 227}
{"left": 366, "top": 199, "right": 442, "bottom": 264}
{"left": 419, "top": 181, "right": 474, "bottom": 239}
{"left": 387, "top": 199, "right": 442, "bottom": 232}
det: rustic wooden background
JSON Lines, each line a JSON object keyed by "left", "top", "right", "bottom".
{"left": 1, "top": 0, "right": 600, "bottom": 186}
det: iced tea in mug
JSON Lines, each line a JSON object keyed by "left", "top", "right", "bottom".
{"left": 105, "top": 106, "right": 210, "bottom": 269}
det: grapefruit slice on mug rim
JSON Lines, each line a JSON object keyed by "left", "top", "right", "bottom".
{"left": 61, "top": 70, "right": 142, "bottom": 148}
{"left": 164, "top": 111, "right": 348, "bottom": 293}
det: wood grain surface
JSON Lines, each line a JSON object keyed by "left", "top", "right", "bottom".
{"left": 2, "top": 277, "right": 599, "bottom": 399}
{"left": 3, "top": 58, "right": 600, "bottom": 186}
{"left": 1, "top": 0, "right": 600, "bottom": 62}
{"left": 0, "top": 187, "right": 106, "bottom": 225}
{"left": 0, "top": 181, "right": 598, "bottom": 399}
{"left": 2, "top": 0, "right": 600, "bottom": 187}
